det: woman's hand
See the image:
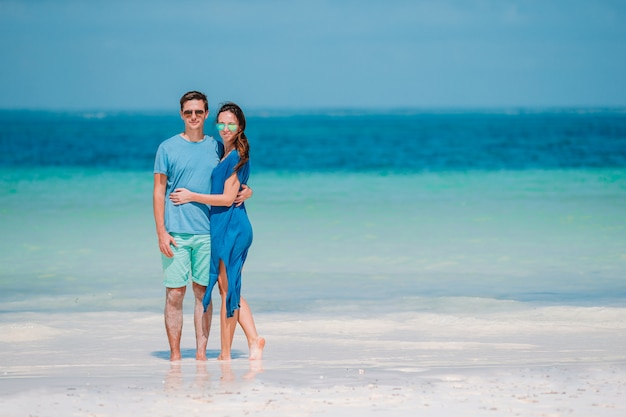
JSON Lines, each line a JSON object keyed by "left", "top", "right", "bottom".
{"left": 169, "top": 188, "right": 194, "bottom": 205}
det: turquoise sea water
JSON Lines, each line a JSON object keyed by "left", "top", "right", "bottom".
{"left": 1, "top": 168, "right": 624, "bottom": 315}
{"left": 0, "top": 109, "right": 625, "bottom": 315}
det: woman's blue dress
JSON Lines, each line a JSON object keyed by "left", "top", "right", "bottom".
{"left": 202, "top": 150, "right": 252, "bottom": 318}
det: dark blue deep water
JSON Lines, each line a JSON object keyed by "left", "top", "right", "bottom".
{"left": 1, "top": 108, "right": 625, "bottom": 172}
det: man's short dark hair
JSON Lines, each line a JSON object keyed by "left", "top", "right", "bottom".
{"left": 180, "top": 91, "right": 208, "bottom": 111}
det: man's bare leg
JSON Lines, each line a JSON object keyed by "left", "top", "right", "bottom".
{"left": 192, "top": 282, "right": 212, "bottom": 360}
{"left": 238, "top": 297, "right": 265, "bottom": 360}
{"left": 165, "top": 286, "right": 186, "bottom": 361}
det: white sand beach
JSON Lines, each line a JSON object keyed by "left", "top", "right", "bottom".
{"left": 1, "top": 304, "right": 625, "bottom": 416}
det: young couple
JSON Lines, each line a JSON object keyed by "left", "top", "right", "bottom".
{"left": 153, "top": 91, "right": 264, "bottom": 362}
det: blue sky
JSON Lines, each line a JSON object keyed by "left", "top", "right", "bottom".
{"left": 1, "top": 0, "right": 625, "bottom": 110}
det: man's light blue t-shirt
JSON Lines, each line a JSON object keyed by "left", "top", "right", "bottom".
{"left": 154, "top": 134, "right": 224, "bottom": 234}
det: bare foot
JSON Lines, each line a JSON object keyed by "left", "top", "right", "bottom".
{"left": 170, "top": 351, "right": 182, "bottom": 362}
{"left": 249, "top": 337, "right": 265, "bottom": 360}
{"left": 217, "top": 353, "right": 232, "bottom": 361}
{"left": 196, "top": 351, "right": 207, "bottom": 361}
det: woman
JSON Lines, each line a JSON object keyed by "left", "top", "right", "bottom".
{"left": 169, "top": 102, "right": 264, "bottom": 361}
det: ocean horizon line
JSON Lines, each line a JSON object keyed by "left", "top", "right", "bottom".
{"left": 1, "top": 105, "right": 626, "bottom": 118}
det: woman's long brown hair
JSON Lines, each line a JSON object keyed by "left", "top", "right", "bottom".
{"left": 216, "top": 102, "right": 250, "bottom": 173}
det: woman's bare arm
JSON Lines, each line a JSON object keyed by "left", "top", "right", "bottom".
{"left": 169, "top": 173, "right": 240, "bottom": 207}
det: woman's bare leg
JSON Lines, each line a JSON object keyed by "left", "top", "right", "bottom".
{"left": 217, "top": 261, "right": 238, "bottom": 361}
{"left": 238, "top": 296, "right": 265, "bottom": 360}
{"left": 216, "top": 261, "right": 265, "bottom": 360}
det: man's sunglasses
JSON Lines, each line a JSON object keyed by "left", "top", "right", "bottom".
{"left": 182, "top": 110, "right": 206, "bottom": 117}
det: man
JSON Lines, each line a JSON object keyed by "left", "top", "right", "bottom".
{"left": 153, "top": 91, "right": 251, "bottom": 361}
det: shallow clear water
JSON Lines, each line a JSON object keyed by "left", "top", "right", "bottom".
{"left": 1, "top": 167, "right": 624, "bottom": 314}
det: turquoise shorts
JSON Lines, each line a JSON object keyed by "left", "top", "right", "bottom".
{"left": 161, "top": 233, "right": 211, "bottom": 288}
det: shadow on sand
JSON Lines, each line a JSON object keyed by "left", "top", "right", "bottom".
{"left": 151, "top": 348, "right": 247, "bottom": 360}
